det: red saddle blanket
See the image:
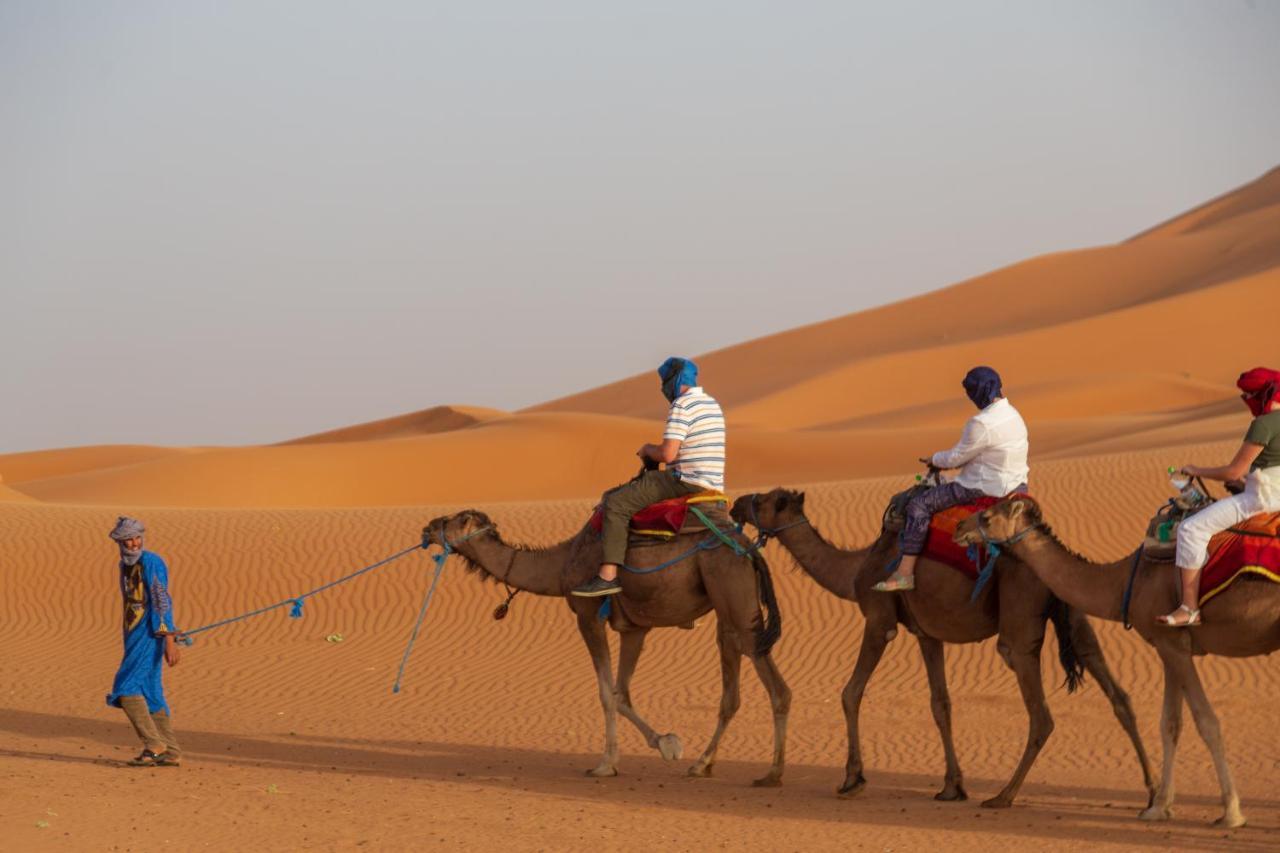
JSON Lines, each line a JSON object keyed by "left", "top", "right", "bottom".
{"left": 588, "top": 492, "right": 729, "bottom": 538}
{"left": 1198, "top": 511, "right": 1280, "bottom": 606}
{"left": 921, "top": 497, "right": 1002, "bottom": 578}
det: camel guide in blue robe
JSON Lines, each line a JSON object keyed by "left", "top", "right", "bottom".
{"left": 106, "top": 516, "right": 184, "bottom": 766}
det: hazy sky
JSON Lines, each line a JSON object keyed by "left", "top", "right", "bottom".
{"left": 3, "top": 1, "right": 1278, "bottom": 452}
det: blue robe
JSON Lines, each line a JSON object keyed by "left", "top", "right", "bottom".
{"left": 106, "top": 551, "right": 178, "bottom": 714}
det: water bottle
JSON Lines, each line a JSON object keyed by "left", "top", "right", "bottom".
{"left": 1167, "top": 466, "right": 1204, "bottom": 508}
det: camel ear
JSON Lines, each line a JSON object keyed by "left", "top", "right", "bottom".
{"left": 774, "top": 493, "right": 789, "bottom": 513}
{"left": 797, "top": 491, "right": 806, "bottom": 507}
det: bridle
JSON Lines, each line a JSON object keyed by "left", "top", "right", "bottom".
{"left": 745, "top": 493, "right": 811, "bottom": 548}
{"left": 965, "top": 500, "right": 1042, "bottom": 601}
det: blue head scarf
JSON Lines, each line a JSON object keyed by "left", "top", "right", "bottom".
{"left": 657, "top": 357, "right": 699, "bottom": 403}
{"left": 962, "top": 366, "right": 1002, "bottom": 410}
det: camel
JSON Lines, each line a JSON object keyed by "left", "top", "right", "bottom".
{"left": 420, "top": 508, "right": 791, "bottom": 785}
{"left": 732, "top": 488, "right": 1154, "bottom": 807}
{"left": 955, "top": 494, "right": 1279, "bottom": 828}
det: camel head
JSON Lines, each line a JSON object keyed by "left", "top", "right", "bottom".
{"left": 421, "top": 509, "right": 497, "bottom": 550}
{"left": 953, "top": 495, "right": 1041, "bottom": 547}
{"left": 730, "top": 488, "right": 807, "bottom": 534}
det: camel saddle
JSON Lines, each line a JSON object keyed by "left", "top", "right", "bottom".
{"left": 883, "top": 484, "right": 1001, "bottom": 579}
{"left": 588, "top": 492, "right": 730, "bottom": 540}
{"left": 1195, "top": 511, "right": 1280, "bottom": 606}
{"left": 1142, "top": 490, "right": 1216, "bottom": 561}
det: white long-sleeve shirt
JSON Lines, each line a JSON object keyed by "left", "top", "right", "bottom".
{"left": 931, "top": 397, "right": 1029, "bottom": 496}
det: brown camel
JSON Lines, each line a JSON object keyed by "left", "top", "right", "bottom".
{"left": 955, "top": 494, "right": 1278, "bottom": 827}
{"left": 421, "top": 508, "right": 791, "bottom": 785}
{"left": 732, "top": 488, "right": 1154, "bottom": 807}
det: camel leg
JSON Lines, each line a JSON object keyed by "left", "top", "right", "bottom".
{"left": 747, "top": 649, "right": 791, "bottom": 787}
{"left": 837, "top": 617, "right": 893, "bottom": 797}
{"left": 919, "top": 635, "right": 967, "bottom": 801}
{"left": 984, "top": 640, "right": 1054, "bottom": 808}
{"left": 615, "top": 629, "right": 682, "bottom": 761}
{"left": 1069, "top": 614, "right": 1156, "bottom": 806}
{"left": 576, "top": 614, "right": 620, "bottom": 777}
{"left": 687, "top": 621, "right": 742, "bottom": 779}
{"left": 1139, "top": 655, "right": 1184, "bottom": 822}
{"left": 1162, "top": 648, "right": 1245, "bottom": 828}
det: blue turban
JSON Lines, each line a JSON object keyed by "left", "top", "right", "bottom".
{"left": 657, "top": 357, "right": 699, "bottom": 403}
{"left": 962, "top": 366, "right": 1002, "bottom": 410}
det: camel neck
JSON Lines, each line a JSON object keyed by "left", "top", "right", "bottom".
{"left": 1007, "top": 528, "right": 1129, "bottom": 622}
{"left": 452, "top": 532, "right": 570, "bottom": 597}
{"left": 775, "top": 519, "right": 871, "bottom": 602}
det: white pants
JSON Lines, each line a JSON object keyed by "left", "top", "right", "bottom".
{"left": 1176, "top": 467, "right": 1280, "bottom": 570}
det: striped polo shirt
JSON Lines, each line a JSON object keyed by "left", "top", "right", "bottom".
{"left": 663, "top": 386, "right": 726, "bottom": 491}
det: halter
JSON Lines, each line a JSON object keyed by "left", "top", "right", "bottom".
{"left": 966, "top": 505, "right": 1042, "bottom": 601}
{"left": 746, "top": 493, "right": 811, "bottom": 548}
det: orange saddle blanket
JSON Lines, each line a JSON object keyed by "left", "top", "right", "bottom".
{"left": 588, "top": 492, "right": 729, "bottom": 538}
{"left": 1198, "top": 511, "right": 1280, "bottom": 606}
{"left": 921, "top": 497, "right": 1002, "bottom": 578}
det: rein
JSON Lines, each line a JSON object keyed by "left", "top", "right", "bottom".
{"left": 392, "top": 521, "right": 494, "bottom": 693}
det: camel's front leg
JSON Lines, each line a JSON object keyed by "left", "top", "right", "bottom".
{"left": 1163, "top": 648, "right": 1245, "bottom": 828}
{"left": 687, "top": 622, "right": 741, "bottom": 779}
{"left": 748, "top": 648, "right": 791, "bottom": 787}
{"left": 985, "top": 639, "right": 1054, "bottom": 808}
{"left": 1070, "top": 613, "right": 1155, "bottom": 807}
{"left": 576, "top": 614, "right": 619, "bottom": 777}
{"left": 918, "top": 635, "right": 966, "bottom": 801}
{"left": 838, "top": 616, "right": 892, "bottom": 797}
{"left": 615, "top": 629, "right": 682, "bottom": 761}
{"left": 1140, "top": 654, "right": 1184, "bottom": 822}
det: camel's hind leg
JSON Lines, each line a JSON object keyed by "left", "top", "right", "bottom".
{"left": 615, "top": 629, "right": 682, "bottom": 761}
{"left": 575, "top": 614, "right": 620, "bottom": 777}
{"left": 1161, "top": 647, "right": 1245, "bottom": 828}
{"left": 687, "top": 620, "right": 742, "bottom": 779}
{"left": 748, "top": 649, "right": 791, "bottom": 787}
{"left": 1069, "top": 613, "right": 1156, "bottom": 806}
{"left": 1140, "top": 655, "right": 1184, "bottom": 822}
{"left": 837, "top": 612, "right": 893, "bottom": 797}
{"left": 919, "top": 635, "right": 967, "bottom": 801}
{"left": 984, "top": 635, "right": 1054, "bottom": 808}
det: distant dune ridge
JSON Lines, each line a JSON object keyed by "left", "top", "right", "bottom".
{"left": 4, "top": 170, "right": 1280, "bottom": 851}
{"left": 2, "top": 167, "right": 1276, "bottom": 507}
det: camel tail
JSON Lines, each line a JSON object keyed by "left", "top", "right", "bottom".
{"left": 1045, "top": 596, "right": 1086, "bottom": 694}
{"left": 751, "top": 551, "right": 783, "bottom": 657}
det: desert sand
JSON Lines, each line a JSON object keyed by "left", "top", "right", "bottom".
{"left": 2, "top": 168, "right": 1279, "bottom": 851}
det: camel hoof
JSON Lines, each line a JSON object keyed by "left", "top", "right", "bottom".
{"left": 752, "top": 774, "right": 783, "bottom": 788}
{"left": 1213, "top": 813, "right": 1246, "bottom": 829}
{"left": 657, "top": 733, "right": 683, "bottom": 762}
{"left": 836, "top": 774, "right": 867, "bottom": 799}
{"left": 1138, "top": 805, "right": 1172, "bottom": 822}
{"left": 935, "top": 783, "right": 968, "bottom": 802}
{"left": 981, "top": 795, "right": 1013, "bottom": 809}
{"left": 585, "top": 764, "right": 618, "bottom": 778}
{"left": 687, "top": 761, "right": 713, "bottom": 778}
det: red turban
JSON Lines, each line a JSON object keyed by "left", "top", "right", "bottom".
{"left": 1237, "top": 367, "right": 1280, "bottom": 417}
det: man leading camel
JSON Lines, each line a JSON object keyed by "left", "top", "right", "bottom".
{"left": 572, "top": 357, "right": 726, "bottom": 597}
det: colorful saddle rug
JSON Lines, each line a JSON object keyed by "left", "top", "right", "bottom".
{"left": 588, "top": 492, "right": 729, "bottom": 539}
{"left": 921, "top": 497, "right": 1001, "bottom": 578}
{"left": 1197, "top": 511, "right": 1280, "bottom": 606}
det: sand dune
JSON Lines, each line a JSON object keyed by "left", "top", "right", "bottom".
{"left": 3, "top": 169, "right": 1280, "bottom": 849}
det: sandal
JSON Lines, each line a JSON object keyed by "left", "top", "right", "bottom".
{"left": 872, "top": 571, "right": 916, "bottom": 592}
{"left": 154, "top": 752, "right": 181, "bottom": 767}
{"left": 127, "top": 749, "right": 161, "bottom": 767}
{"left": 1157, "top": 604, "right": 1201, "bottom": 627}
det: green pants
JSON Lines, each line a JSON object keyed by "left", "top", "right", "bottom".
{"left": 119, "top": 694, "right": 182, "bottom": 758}
{"left": 601, "top": 470, "right": 700, "bottom": 565}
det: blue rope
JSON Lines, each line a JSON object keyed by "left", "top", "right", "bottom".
{"left": 969, "top": 542, "right": 1000, "bottom": 601}
{"left": 177, "top": 542, "right": 425, "bottom": 646}
{"left": 390, "top": 523, "right": 494, "bottom": 692}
